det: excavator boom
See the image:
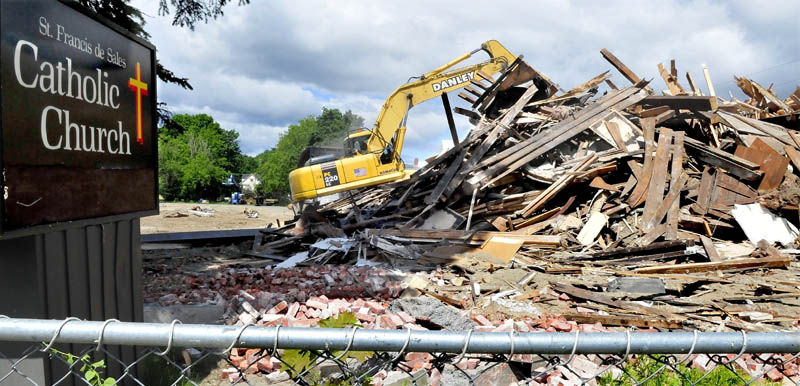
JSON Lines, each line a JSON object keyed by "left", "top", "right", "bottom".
{"left": 289, "top": 40, "right": 525, "bottom": 202}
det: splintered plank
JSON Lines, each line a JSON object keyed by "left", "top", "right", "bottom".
{"left": 550, "top": 282, "right": 684, "bottom": 321}
{"left": 443, "top": 84, "right": 541, "bottom": 197}
{"left": 699, "top": 235, "right": 721, "bottom": 262}
{"left": 647, "top": 173, "right": 688, "bottom": 233}
{"left": 734, "top": 138, "right": 790, "bottom": 191}
{"left": 638, "top": 105, "right": 671, "bottom": 118}
{"left": 600, "top": 48, "right": 652, "bottom": 92}
{"left": 639, "top": 96, "right": 718, "bottom": 111}
{"left": 785, "top": 145, "right": 800, "bottom": 172}
{"left": 457, "top": 91, "right": 477, "bottom": 104}
{"left": 683, "top": 136, "right": 762, "bottom": 181}
{"left": 641, "top": 128, "right": 673, "bottom": 231}
{"left": 473, "top": 85, "right": 647, "bottom": 178}
{"left": 657, "top": 63, "right": 685, "bottom": 95}
{"left": 564, "top": 313, "right": 683, "bottom": 329}
{"left": 686, "top": 72, "right": 700, "bottom": 95}
{"left": 577, "top": 212, "right": 608, "bottom": 246}
{"left": 521, "top": 153, "right": 598, "bottom": 217}
{"left": 463, "top": 85, "right": 483, "bottom": 98}
{"left": 718, "top": 111, "right": 796, "bottom": 148}
{"left": 634, "top": 223, "right": 667, "bottom": 246}
{"left": 665, "top": 132, "right": 684, "bottom": 240}
{"left": 367, "top": 228, "right": 561, "bottom": 246}
{"left": 453, "top": 107, "right": 481, "bottom": 121}
{"left": 626, "top": 118, "right": 657, "bottom": 208}
{"left": 425, "top": 148, "right": 467, "bottom": 205}
{"left": 634, "top": 256, "right": 791, "bottom": 274}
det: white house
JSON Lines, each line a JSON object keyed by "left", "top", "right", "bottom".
{"left": 240, "top": 174, "right": 260, "bottom": 192}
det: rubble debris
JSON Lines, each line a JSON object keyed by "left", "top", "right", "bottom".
{"left": 235, "top": 48, "right": 800, "bottom": 333}
{"left": 189, "top": 206, "right": 216, "bottom": 217}
{"left": 143, "top": 48, "right": 800, "bottom": 385}
{"left": 388, "top": 297, "right": 477, "bottom": 331}
{"left": 243, "top": 207, "right": 259, "bottom": 218}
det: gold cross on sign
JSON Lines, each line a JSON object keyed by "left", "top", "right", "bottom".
{"left": 128, "top": 62, "right": 148, "bottom": 145}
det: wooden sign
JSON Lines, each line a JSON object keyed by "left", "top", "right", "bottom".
{"left": 0, "top": 0, "right": 157, "bottom": 235}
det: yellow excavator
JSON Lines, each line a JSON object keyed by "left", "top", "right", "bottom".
{"left": 289, "top": 40, "right": 523, "bottom": 202}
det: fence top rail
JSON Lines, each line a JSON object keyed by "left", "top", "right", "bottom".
{"left": 1, "top": 317, "right": 799, "bottom": 355}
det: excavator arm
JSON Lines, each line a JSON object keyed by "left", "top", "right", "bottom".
{"left": 289, "top": 40, "right": 526, "bottom": 202}
{"left": 365, "top": 40, "right": 516, "bottom": 154}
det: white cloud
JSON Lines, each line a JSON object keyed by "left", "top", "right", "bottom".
{"left": 133, "top": 0, "right": 800, "bottom": 161}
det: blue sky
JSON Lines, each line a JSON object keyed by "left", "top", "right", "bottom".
{"left": 131, "top": 0, "right": 800, "bottom": 162}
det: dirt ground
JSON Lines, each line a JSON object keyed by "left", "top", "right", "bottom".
{"left": 140, "top": 202, "right": 296, "bottom": 234}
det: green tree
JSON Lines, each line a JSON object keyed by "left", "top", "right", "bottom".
{"left": 158, "top": 114, "right": 245, "bottom": 201}
{"left": 77, "top": 0, "right": 250, "bottom": 120}
{"left": 309, "top": 108, "right": 365, "bottom": 147}
{"left": 236, "top": 154, "right": 259, "bottom": 174}
{"left": 256, "top": 117, "right": 317, "bottom": 198}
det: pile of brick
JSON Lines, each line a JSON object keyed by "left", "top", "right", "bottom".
{"left": 144, "top": 263, "right": 405, "bottom": 307}
{"left": 222, "top": 293, "right": 799, "bottom": 385}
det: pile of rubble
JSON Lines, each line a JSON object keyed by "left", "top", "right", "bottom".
{"left": 249, "top": 48, "right": 800, "bottom": 332}
{"left": 144, "top": 48, "right": 800, "bottom": 384}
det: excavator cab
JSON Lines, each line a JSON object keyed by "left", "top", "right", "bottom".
{"left": 343, "top": 130, "right": 371, "bottom": 156}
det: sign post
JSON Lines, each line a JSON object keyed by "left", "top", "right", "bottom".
{"left": 0, "top": 0, "right": 158, "bottom": 382}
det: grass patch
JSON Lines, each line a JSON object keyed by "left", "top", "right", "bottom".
{"left": 598, "top": 355, "right": 779, "bottom": 386}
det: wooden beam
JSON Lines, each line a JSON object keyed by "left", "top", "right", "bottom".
{"left": 634, "top": 256, "right": 791, "bottom": 274}
{"left": 686, "top": 72, "right": 701, "bottom": 96}
{"left": 453, "top": 107, "right": 481, "bottom": 121}
{"left": 463, "top": 85, "right": 483, "bottom": 98}
{"left": 367, "top": 228, "right": 562, "bottom": 246}
{"left": 563, "top": 313, "right": 682, "bottom": 329}
{"left": 457, "top": 91, "right": 476, "bottom": 104}
{"left": 640, "top": 95, "right": 718, "bottom": 111}
{"left": 638, "top": 105, "right": 671, "bottom": 118}
{"left": 658, "top": 63, "right": 684, "bottom": 95}
{"left": 440, "top": 93, "right": 459, "bottom": 145}
{"left": 641, "top": 128, "right": 673, "bottom": 230}
{"left": 702, "top": 64, "right": 716, "bottom": 97}
{"left": 683, "top": 136, "right": 762, "bottom": 181}
{"left": 699, "top": 235, "right": 721, "bottom": 262}
{"left": 665, "top": 132, "right": 684, "bottom": 240}
{"left": 600, "top": 48, "right": 652, "bottom": 92}
{"left": 785, "top": 145, "right": 800, "bottom": 172}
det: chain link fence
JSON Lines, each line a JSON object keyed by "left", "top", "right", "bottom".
{"left": 1, "top": 317, "right": 799, "bottom": 385}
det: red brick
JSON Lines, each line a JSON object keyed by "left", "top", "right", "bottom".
{"left": 551, "top": 319, "right": 572, "bottom": 331}
{"left": 256, "top": 357, "right": 273, "bottom": 372}
{"left": 389, "top": 314, "right": 404, "bottom": 327}
{"left": 766, "top": 368, "right": 784, "bottom": 382}
{"left": 286, "top": 302, "right": 300, "bottom": 318}
{"left": 472, "top": 314, "right": 493, "bottom": 327}
{"left": 355, "top": 313, "right": 375, "bottom": 323}
{"left": 429, "top": 368, "right": 442, "bottom": 386}
{"left": 291, "top": 319, "right": 316, "bottom": 327}
{"left": 366, "top": 301, "right": 385, "bottom": 314}
{"left": 267, "top": 301, "right": 288, "bottom": 315}
{"left": 378, "top": 314, "right": 397, "bottom": 329}
{"left": 406, "top": 352, "right": 432, "bottom": 362}
{"left": 306, "top": 299, "right": 327, "bottom": 310}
